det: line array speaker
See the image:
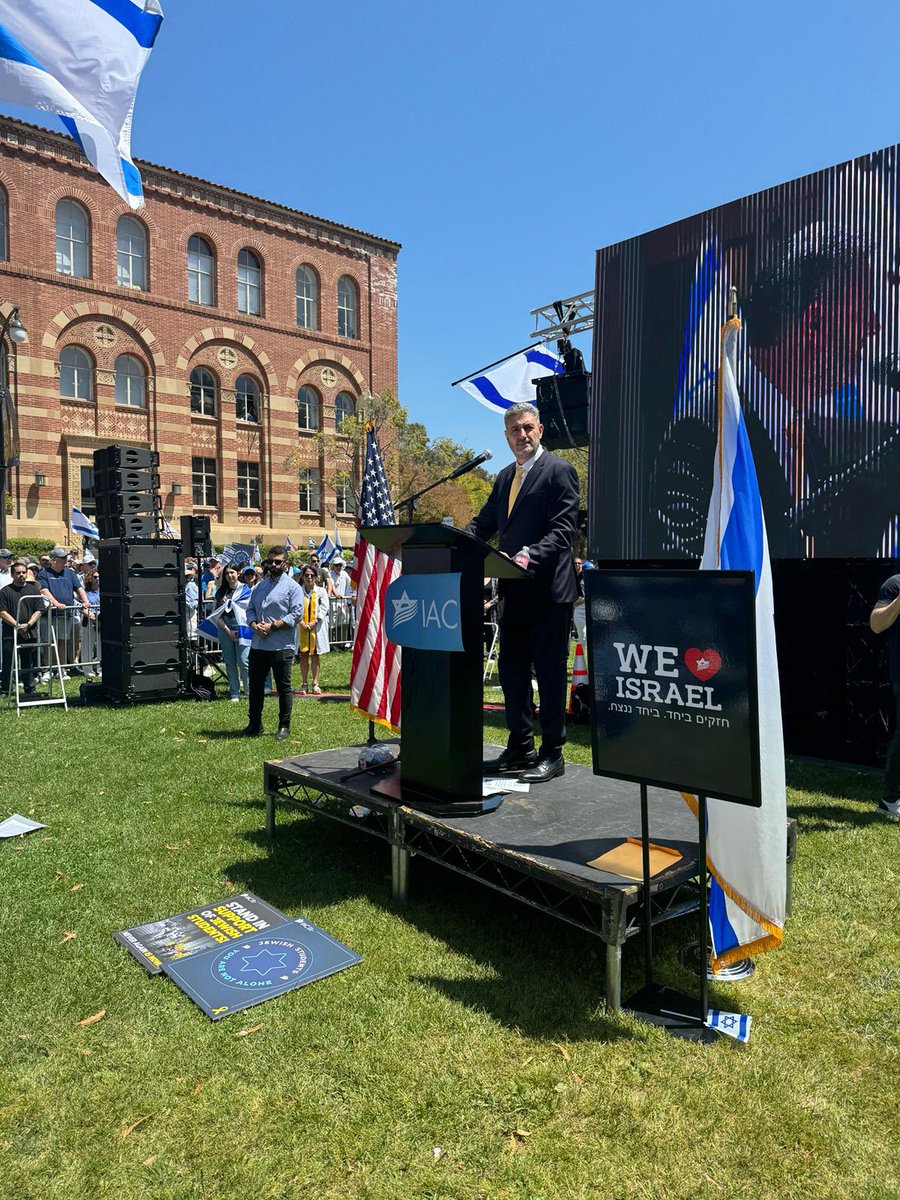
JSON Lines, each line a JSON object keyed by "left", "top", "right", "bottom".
{"left": 99, "top": 537, "right": 185, "bottom": 700}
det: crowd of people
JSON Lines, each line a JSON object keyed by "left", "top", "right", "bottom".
{"left": 0, "top": 541, "right": 355, "bottom": 705}
{"left": 0, "top": 545, "right": 102, "bottom": 691}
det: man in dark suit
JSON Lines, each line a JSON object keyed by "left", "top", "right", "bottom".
{"left": 467, "top": 402, "right": 580, "bottom": 782}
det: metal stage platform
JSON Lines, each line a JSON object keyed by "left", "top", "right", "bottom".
{"left": 264, "top": 745, "right": 713, "bottom": 1010}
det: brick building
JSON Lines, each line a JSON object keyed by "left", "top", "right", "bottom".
{"left": 0, "top": 115, "right": 399, "bottom": 547}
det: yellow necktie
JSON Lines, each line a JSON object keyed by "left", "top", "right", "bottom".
{"left": 507, "top": 465, "right": 524, "bottom": 515}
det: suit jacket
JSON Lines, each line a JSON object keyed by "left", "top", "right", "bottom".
{"left": 466, "top": 449, "right": 579, "bottom": 606}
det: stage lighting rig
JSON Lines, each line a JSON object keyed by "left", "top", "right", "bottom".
{"left": 530, "top": 292, "right": 594, "bottom": 450}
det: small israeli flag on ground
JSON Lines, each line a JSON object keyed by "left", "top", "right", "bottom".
{"left": 71, "top": 505, "right": 99, "bottom": 539}
{"left": 315, "top": 533, "right": 337, "bottom": 564}
{"left": 0, "top": 1, "right": 164, "bottom": 208}
{"left": 456, "top": 344, "right": 564, "bottom": 414}
{"left": 706, "top": 1009, "right": 752, "bottom": 1043}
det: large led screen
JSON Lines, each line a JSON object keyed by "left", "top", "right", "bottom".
{"left": 589, "top": 145, "right": 900, "bottom": 560}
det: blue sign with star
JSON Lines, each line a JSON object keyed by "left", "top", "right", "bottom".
{"left": 161, "top": 917, "right": 361, "bottom": 1020}
{"left": 385, "top": 572, "right": 463, "bottom": 652}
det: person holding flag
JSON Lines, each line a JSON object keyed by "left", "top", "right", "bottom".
{"left": 205, "top": 564, "right": 252, "bottom": 702}
{"left": 689, "top": 293, "right": 787, "bottom": 970}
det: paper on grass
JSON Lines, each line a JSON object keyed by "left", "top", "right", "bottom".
{"left": 586, "top": 837, "right": 682, "bottom": 880}
{"left": 0, "top": 814, "right": 46, "bottom": 838}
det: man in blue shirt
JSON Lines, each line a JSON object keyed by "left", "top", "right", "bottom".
{"left": 243, "top": 549, "right": 302, "bottom": 740}
{"left": 37, "top": 547, "right": 89, "bottom": 680}
{"left": 871, "top": 573, "right": 900, "bottom": 816}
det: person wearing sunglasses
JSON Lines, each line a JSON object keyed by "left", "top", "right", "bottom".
{"left": 242, "top": 551, "right": 302, "bottom": 741}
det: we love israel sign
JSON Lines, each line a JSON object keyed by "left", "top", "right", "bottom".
{"left": 584, "top": 569, "right": 761, "bottom": 807}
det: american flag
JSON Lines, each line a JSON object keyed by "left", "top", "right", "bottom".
{"left": 350, "top": 428, "right": 401, "bottom": 731}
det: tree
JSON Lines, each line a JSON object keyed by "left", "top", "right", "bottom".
{"left": 284, "top": 389, "right": 494, "bottom": 526}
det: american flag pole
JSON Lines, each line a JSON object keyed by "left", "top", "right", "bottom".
{"left": 349, "top": 426, "right": 402, "bottom": 732}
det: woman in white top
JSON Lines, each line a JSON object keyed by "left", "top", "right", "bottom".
{"left": 297, "top": 564, "right": 329, "bottom": 694}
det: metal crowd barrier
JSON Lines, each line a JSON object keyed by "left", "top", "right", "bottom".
{"left": 0, "top": 600, "right": 102, "bottom": 681}
{"left": 328, "top": 595, "right": 355, "bottom": 650}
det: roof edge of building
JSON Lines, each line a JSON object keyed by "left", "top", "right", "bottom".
{"left": 0, "top": 113, "right": 402, "bottom": 256}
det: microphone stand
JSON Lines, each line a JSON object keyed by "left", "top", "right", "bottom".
{"left": 396, "top": 457, "right": 489, "bottom": 523}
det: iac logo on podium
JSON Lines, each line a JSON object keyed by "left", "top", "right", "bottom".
{"left": 385, "top": 573, "right": 463, "bottom": 652}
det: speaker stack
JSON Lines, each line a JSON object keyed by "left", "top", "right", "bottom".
{"left": 93, "top": 445, "right": 186, "bottom": 702}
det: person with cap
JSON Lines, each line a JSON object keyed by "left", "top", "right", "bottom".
{"left": 0, "top": 561, "right": 45, "bottom": 697}
{"left": 328, "top": 556, "right": 353, "bottom": 598}
{"left": 201, "top": 556, "right": 221, "bottom": 601}
{"left": 0, "top": 549, "right": 13, "bottom": 590}
{"left": 37, "top": 548, "right": 90, "bottom": 681}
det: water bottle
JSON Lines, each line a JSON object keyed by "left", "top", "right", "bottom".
{"left": 514, "top": 545, "right": 530, "bottom": 569}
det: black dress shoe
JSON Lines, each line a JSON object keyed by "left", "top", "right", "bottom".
{"left": 242, "top": 726, "right": 263, "bottom": 738}
{"left": 520, "top": 756, "right": 565, "bottom": 784}
{"left": 275, "top": 727, "right": 291, "bottom": 741}
{"left": 483, "top": 746, "right": 538, "bottom": 773}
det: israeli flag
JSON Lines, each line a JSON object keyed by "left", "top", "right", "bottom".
{"left": 456, "top": 344, "right": 564, "bottom": 414}
{"left": 0, "top": 1, "right": 164, "bottom": 209}
{"left": 197, "top": 587, "right": 252, "bottom": 646}
{"left": 315, "top": 533, "right": 337, "bottom": 564}
{"left": 71, "top": 505, "right": 99, "bottom": 539}
{"left": 252, "top": 542, "right": 261, "bottom": 565}
{"left": 334, "top": 522, "right": 344, "bottom": 557}
{"left": 706, "top": 1009, "right": 752, "bottom": 1043}
{"left": 162, "top": 518, "right": 178, "bottom": 539}
{"left": 693, "top": 315, "right": 787, "bottom": 970}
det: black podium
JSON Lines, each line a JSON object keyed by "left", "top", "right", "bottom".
{"left": 364, "top": 523, "right": 527, "bottom": 813}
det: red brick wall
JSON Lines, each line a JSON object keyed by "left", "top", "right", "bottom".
{"left": 0, "top": 117, "right": 399, "bottom": 547}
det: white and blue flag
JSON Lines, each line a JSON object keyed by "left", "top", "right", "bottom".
{"left": 687, "top": 315, "right": 787, "bottom": 970}
{"left": 456, "top": 344, "right": 564, "bottom": 415}
{"left": 706, "top": 1008, "right": 752, "bottom": 1043}
{"left": 315, "top": 533, "right": 337, "bottom": 564}
{"left": 71, "top": 505, "right": 99, "bottom": 539}
{"left": 197, "top": 586, "right": 252, "bottom": 647}
{"left": 0, "top": 1, "right": 164, "bottom": 209}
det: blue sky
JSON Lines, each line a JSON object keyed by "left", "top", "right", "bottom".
{"left": 5, "top": 0, "right": 900, "bottom": 468}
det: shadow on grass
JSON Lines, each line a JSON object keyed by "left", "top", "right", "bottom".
{"left": 224, "top": 819, "right": 635, "bottom": 1042}
{"left": 792, "top": 801, "right": 888, "bottom": 832}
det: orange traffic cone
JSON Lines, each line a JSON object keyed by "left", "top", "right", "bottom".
{"left": 568, "top": 642, "right": 588, "bottom": 713}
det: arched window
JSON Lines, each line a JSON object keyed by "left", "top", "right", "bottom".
{"left": 116, "top": 215, "right": 147, "bottom": 289}
{"left": 0, "top": 186, "right": 8, "bottom": 261}
{"left": 337, "top": 275, "right": 358, "bottom": 339}
{"left": 187, "top": 235, "right": 215, "bottom": 305}
{"left": 296, "top": 265, "right": 318, "bottom": 329}
{"left": 237, "top": 248, "right": 261, "bottom": 315}
{"left": 335, "top": 390, "right": 355, "bottom": 431}
{"left": 59, "top": 345, "right": 93, "bottom": 401}
{"left": 115, "top": 354, "right": 146, "bottom": 408}
{"left": 236, "top": 374, "right": 260, "bottom": 423}
{"left": 55, "top": 199, "right": 90, "bottom": 278}
{"left": 190, "top": 367, "right": 217, "bottom": 417}
{"left": 297, "top": 385, "right": 320, "bottom": 431}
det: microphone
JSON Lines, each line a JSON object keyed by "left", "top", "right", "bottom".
{"left": 446, "top": 449, "right": 493, "bottom": 481}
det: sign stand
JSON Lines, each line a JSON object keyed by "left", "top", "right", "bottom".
{"left": 584, "top": 568, "right": 761, "bottom": 1043}
{"left": 624, "top": 785, "right": 717, "bottom": 1042}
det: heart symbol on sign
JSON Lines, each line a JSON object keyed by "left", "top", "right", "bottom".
{"left": 684, "top": 648, "right": 722, "bottom": 681}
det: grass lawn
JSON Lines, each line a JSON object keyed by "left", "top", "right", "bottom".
{"left": 1, "top": 650, "right": 898, "bottom": 1200}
